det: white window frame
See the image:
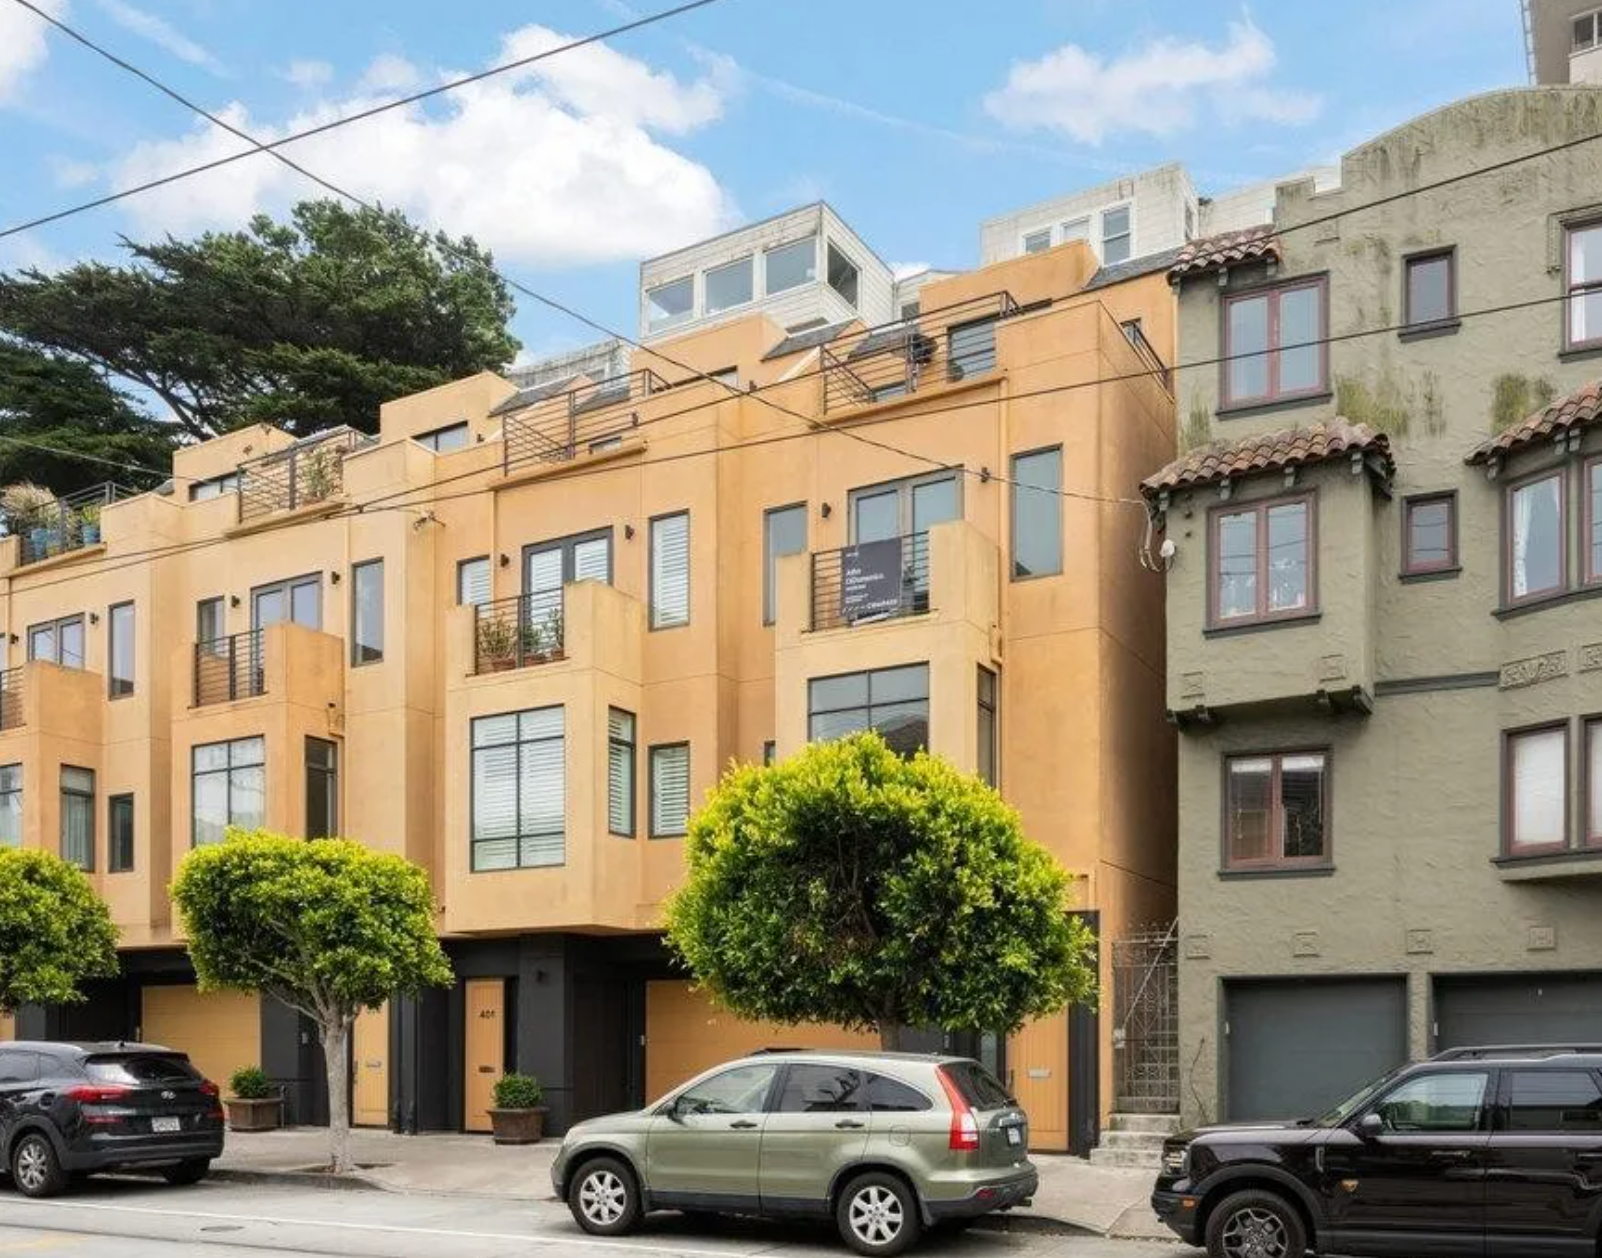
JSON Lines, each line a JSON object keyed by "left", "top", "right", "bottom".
{"left": 1021, "top": 228, "right": 1053, "bottom": 255}
{"left": 646, "top": 275, "right": 696, "bottom": 333}
{"left": 704, "top": 255, "right": 755, "bottom": 316}
{"left": 1100, "top": 203, "right": 1133, "bottom": 264}
{"left": 1574, "top": 8, "right": 1601, "bottom": 53}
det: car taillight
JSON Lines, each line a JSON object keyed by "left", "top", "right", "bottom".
{"left": 200, "top": 1080, "right": 220, "bottom": 1097}
{"left": 935, "top": 1067, "right": 981, "bottom": 1152}
{"left": 65, "top": 1085, "right": 132, "bottom": 1103}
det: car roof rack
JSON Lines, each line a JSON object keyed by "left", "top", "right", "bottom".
{"left": 749, "top": 1047, "right": 808, "bottom": 1055}
{"left": 1431, "top": 1044, "right": 1602, "bottom": 1061}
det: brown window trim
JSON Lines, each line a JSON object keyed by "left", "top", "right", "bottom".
{"left": 1219, "top": 275, "right": 1329, "bottom": 409}
{"left": 1564, "top": 218, "right": 1602, "bottom": 353}
{"left": 1206, "top": 492, "right": 1318, "bottom": 630}
{"left": 1401, "top": 491, "right": 1459, "bottom": 578}
{"left": 1501, "top": 466, "right": 1569, "bottom": 609}
{"left": 1221, "top": 748, "right": 1332, "bottom": 872}
{"left": 1585, "top": 457, "right": 1602, "bottom": 587}
{"left": 1587, "top": 717, "right": 1602, "bottom": 850}
{"left": 1503, "top": 721, "right": 1571, "bottom": 858}
{"left": 1401, "top": 247, "right": 1457, "bottom": 332}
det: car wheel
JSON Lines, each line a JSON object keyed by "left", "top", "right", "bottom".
{"left": 11, "top": 1133, "right": 66, "bottom": 1199}
{"left": 161, "top": 1159, "right": 211, "bottom": 1187}
{"left": 1205, "top": 1188, "right": 1306, "bottom": 1258}
{"left": 837, "top": 1172, "right": 922, "bottom": 1257}
{"left": 568, "top": 1157, "right": 641, "bottom": 1236}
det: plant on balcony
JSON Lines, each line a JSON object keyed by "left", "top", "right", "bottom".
{"left": 171, "top": 833, "right": 453, "bottom": 1174}
{"left": 300, "top": 446, "right": 340, "bottom": 503}
{"left": 225, "top": 1065, "right": 283, "bottom": 1131}
{"left": 1, "top": 481, "right": 60, "bottom": 557}
{"left": 76, "top": 502, "right": 102, "bottom": 545}
{"left": 476, "top": 616, "right": 518, "bottom": 671}
{"left": 0, "top": 848, "right": 119, "bottom": 1016}
{"left": 664, "top": 732, "right": 1098, "bottom": 1050}
{"left": 517, "top": 608, "right": 564, "bottom": 663}
{"left": 488, "top": 1072, "right": 546, "bottom": 1144}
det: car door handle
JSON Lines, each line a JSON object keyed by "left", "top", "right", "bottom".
{"left": 834, "top": 1119, "right": 865, "bottom": 1130}
{"left": 730, "top": 1120, "right": 759, "bottom": 1130}
{"left": 1574, "top": 1152, "right": 1602, "bottom": 1164}
{"left": 1430, "top": 1149, "right": 1474, "bottom": 1161}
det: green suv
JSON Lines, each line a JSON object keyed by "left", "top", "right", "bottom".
{"left": 551, "top": 1050, "right": 1036, "bottom": 1255}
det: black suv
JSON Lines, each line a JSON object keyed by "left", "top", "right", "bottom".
{"left": 0, "top": 1041, "right": 226, "bottom": 1197}
{"left": 1154, "top": 1044, "right": 1602, "bottom": 1258}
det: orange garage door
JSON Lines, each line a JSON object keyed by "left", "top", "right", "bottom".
{"left": 645, "top": 980, "right": 877, "bottom": 1103}
{"left": 141, "top": 984, "right": 261, "bottom": 1092}
{"left": 0, "top": 1012, "right": 12, "bottom": 1042}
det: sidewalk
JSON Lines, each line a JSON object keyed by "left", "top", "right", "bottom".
{"left": 214, "top": 1130, "right": 1168, "bottom": 1240}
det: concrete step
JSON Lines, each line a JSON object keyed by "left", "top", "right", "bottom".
{"left": 1088, "top": 1144, "right": 1163, "bottom": 1170}
{"left": 1115, "top": 1096, "right": 1178, "bottom": 1114}
{"left": 1099, "top": 1129, "right": 1168, "bottom": 1152}
{"left": 1107, "top": 1112, "right": 1182, "bottom": 1135}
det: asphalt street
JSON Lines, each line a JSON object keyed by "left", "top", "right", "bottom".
{"left": 0, "top": 1177, "right": 1198, "bottom": 1258}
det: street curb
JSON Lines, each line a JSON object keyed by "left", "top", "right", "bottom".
{"left": 209, "top": 1167, "right": 388, "bottom": 1193}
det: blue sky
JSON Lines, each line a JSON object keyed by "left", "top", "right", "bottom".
{"left": 0, "top": 0, "right": 1523, "bottom": 370}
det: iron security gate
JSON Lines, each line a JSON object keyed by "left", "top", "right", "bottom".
{"left": 1112, "top": 923, "right": 1178, "bottom": 1113}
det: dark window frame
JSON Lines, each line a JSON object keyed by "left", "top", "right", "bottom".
{"left": 1502, "top": 466, "right": 1569, "bottom": 608}
{"left": 521, "top": 526, "right": 614, "bottom": 593}
{"left": 608, "top": 708, "right": 636, "bottom": 838}
{"left": 1206, "top": 492, "right": 1318, "bottom": 629}
{"left": 107, "top": 600, "right": 135, "bottom": 697}
{"left": 1401, "top": 491, "right": 1459, "bottom": 578}
{"left": 649, "top": 742, "right": 691, "bottom": 839}
{"left": 250, "top": 572, "right": 323, "bottom": 631}
{"left": 807, "top": 663, "right": 931, "bottom": 757}
{"left": 648, "top": 510, "right": 691, "bottom": 631}
{"left": 762, "top": 740, "right": 776, "bottom": 766}
{"left": 469, "top": 706, "right": 566, "bottom": 872}
{"left": 763, "top": 502, "right": 808, "bottom": 626}
{"left": 1585, "top": 458, "right": 1602, "bottom": 587}
{"left": 1565, "top": 218, "right": 1602, "bottom": 353}
{"left": 1502, "top": 720, "right": 1571, "bottom": 858}
{"left": 191, "top": 735, "right": 266, "bottom": 848}
{"left": 196, "top": 596, "right": 226, "bottom": 651}
{"left": 1219, "top": 275, "right": 1330, "bottom": 408}
{"left": 0, "top": 762, "right": 21, "bottom": 850}
{"left": 305, "top": 736, "right": 338, "bottom": 839}
{"left": 413, "top": 421, "right": 470, "bottom": 453}
{"left": 977, "top": 665, "right": 998, "bottom": 788}
{"left": 457, "top": 555, "right": 491, "bottom": 606}
{"left": 1587, "top": 716, "right": 1602, "bottom": 850}
{"left": 1221, "top": 747, "right": 1332, "bottom": 872}
{"left": 108, "top": 793, "right": 134, "bottom": 873}
{"left": 350, "top": 559, "right": 384, "bottom": 666}
{"left": 60, "top": 764, "right": 95, "bottom": 871}
{"left": 1402, "top": 248, "right": 1457, "bottom": 331}
{"left": 27, "top": 613, "right": 86, "bottom": 669}
{"left": 1010, "top": 445, "right": 1063, "bottom": 580}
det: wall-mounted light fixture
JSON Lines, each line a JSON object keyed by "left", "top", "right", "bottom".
{"left": 88, "top": 612, "right": 100, "bottom": 625}
{"left": 499, "top": 553, "right": 511, "bottom": 568}
{"left": 821, "top": 502, "right": 833, "bottom": 519}
{"left": 6, "top": 633, "right": 15, "bottom": 645}
{"left": 624, "top": 524, "right": 636, "bottom": 540}
{"left": 329, "top": 570, "right": 341, "bottom": 585}
{"left": 230, "top": 595, "right": 241, "bottom": 608}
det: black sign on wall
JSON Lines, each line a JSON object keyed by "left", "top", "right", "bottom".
{"left": 840, "top": 537, "right": 904, "bottom": 620}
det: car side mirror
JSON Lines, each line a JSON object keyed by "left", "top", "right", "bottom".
{"left": 1357, "top": 1112, "right": 1385, "bottom": 1140}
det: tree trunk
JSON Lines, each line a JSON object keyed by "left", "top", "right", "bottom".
{"left": 322, "top": 1016, "right": 353, "bottom": 1175}
{"left": 879, "top": 1021, "right": 902, "bottom": 1052}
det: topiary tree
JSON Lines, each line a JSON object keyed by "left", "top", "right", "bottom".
{"left": 0, "top": 848, "right": 119, "bottom": 1015}
{"left": 171, "top": 832, "right": 453, "bottom": 1173}
{"left": 664, "top": 732, "right": 1097, "bottom": 1050}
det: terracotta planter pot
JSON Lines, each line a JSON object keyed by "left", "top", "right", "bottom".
{"left": 487, "top": 1106, "right": 546, "bottom": 1145}
{"left": 226, "top": 1096, "right": 283, "bottom": 1132}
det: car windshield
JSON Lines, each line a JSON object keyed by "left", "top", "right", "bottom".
{"left": 85, "top": 1054, "right": 201, "bottom": 1085}
{"left": 1314, "top": 1065, "right": 1408, "bottom": 1127}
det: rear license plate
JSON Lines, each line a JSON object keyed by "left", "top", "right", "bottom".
{"left": 151, "top": 1117, "right": 181, "bottom": 1134}
{"left": 1005, "top": 1126, "right": 1022, "bottom": 1146}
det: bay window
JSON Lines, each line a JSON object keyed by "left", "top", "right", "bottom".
{"left": 1210, "top": 496, "right": 1314, "bottom": 627}
{"left": 1506, "top": 471, "right": 1565, "bottom": 604}
{"left": 471, "top": 707, "right": 564, "bottom": 870}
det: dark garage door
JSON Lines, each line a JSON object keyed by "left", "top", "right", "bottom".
{"left": 1225, "top": 978, "right": 1407, "bottom": 1122}
{"left": 1435, "top": 974, "right": 1602, "bottom": 1050}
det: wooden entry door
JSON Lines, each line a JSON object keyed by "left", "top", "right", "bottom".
{"left": 352, "top": 1004, "right": 389, "bottom": 1128}
{"left": 464, "top": 979, "right": 505, "bottom": 1133}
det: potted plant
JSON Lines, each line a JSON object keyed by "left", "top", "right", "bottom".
{"left": 225, "top": 1065, "right": 283, "bottom": 1132}
{"left": 476, "top": 617, "right": 517, "bottom": 671}
{"left": 1, "top": 482, "right": 60, "bottom": 559}
{"left": 77, "top": 502, "right": 102, "bottom": 545}
{"left": 301, "top": 446, "right": 340, "bottom": 503}
{"left": 487, "top": 1072, "right": 546, "bottom": 1144}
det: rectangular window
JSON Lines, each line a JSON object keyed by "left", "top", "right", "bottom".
{"left": 414, "top": 421, "right": 469, "bottom": 453}
{"left": 1402, "top": 493, "right": 1457, "bottom": 576}
{"left": 188, "top": 472, "right": 240, "bottom": 502}
{"left": 27, "top": 615, "right": 85, "bottom": 669}
{"left": 827, "top": 243, "right": 859, "bottom": 308}
{"left": 1591, "top": 719, "right": 1602, "bottom": 847}
{"left": 649, "top": 512, "right": 690, "bottom": 629}
{"left": 196, "top": 597, "right": 225, "bottom": 650}
{"left": 108, "top": 601, "right": 134, "bottom": 697}
{"left": 1225, "top": 751, "right": 1328, "bottom": 869}
{"left": 650, "top": 743, "right": 691, "bottom": 838}
{"left": 948, "top": 317, "right": 999, "bottom": 380}
{"left": 763, "top": 503, "right": 807, "bottom": 625}
{"left": 1506, "top": 724, "right": 1568, "bottom": 855}
{"left": 763, "top": 740, "right": 776, "bottom": 766}
{"left": 108, "top": 793, "right": 134, "bottom": 873}
{"left": 765, "top": 237, "right": 816, "bottom": 295}
{"left": 1010, "top": 447, "right": 1062, "bottom": 578}
{"left": 1210, "top": 496, "right": 1314, "bottom": 626}
{"left": 1588, "top": 461, "right": 1602, "bottom": 586}
{"left": 704, "top": 256, "right": 753, "bottom": 314}
{"left": 1022, "top": 228, "right": 1052, "bottom": 255}
{"left": 1222, "top": 278, "right": 1328, "bottom": 407}
{"left": 305, "top": 737, "right": 338, "bottom": 839}
{"left": 1062, "top": 217, "right": 1090, "bottom": 243}
{"left": 0, "top": 765, "right": 18, "bottom": 849}
{"left": 1578, "top": 12, "right": 1599, "bottom": 51}
{"left": 977, "top": 666, "right": 998, "bottom": 787}
{"left": 1508, "top": 1070, "right": 1602, "bottom": 1131}
{"left": 1568, "top": 220, "right": 1602, "bottom": 350}
{"left": 457, "top": 556, "right": 491, "bottom": 607}
{"left": 251, "top": 573, "right": 321, "bottom": 631}
{"left": 808, "top": 664, "right": 930, "bottom": 758}
{"left": 1404, "top": 250, "right": 1455, "bottom": 328}
{"left": 1506, "top": 471, "right": 1566, "bottom": 604}
{"left": 524, "top": 529, "right": 613, "bottom": 595}
{"left": 351, "top": 560, "right": 384, "bottom": 664}
{"left": 471, "top": 708, "right": 564, "bottom": 870}
{"left": 1101, "top": 204, "right": 1132, "bottom": 265}
{"left": 608, "top": 709, "right": 636, "bottom": 837}
{"left": 61, "top": 766, "right": 94, "bottom": 871}
{"left": 646, "top": 276, "right": 694, "bottom": 333}
{"left": 192, "top": 735, "right": 266, "bottom": 847}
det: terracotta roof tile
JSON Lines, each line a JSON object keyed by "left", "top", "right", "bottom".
{"left": 1465, "top": 380, "right": 1602, "bottom": 465}
{"left": 1168, "top": 226, "right": 1281, "bottom": 281}
{"left": 1140, "top": 419, "right": 1394, "bottom": 501}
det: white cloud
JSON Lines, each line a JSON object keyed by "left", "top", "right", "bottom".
{"left": 983, "top": 17, "right": 1320, "bottom": 146}
{"left": 356, "top": 52, "right": 421, "bottom": 95}
{"left": 0, "top": 0, "right": 62, "bottom": 104}
{"left": 281, "top": 59, "right": 333, "bottom": 90}
{"left": 48, "top": 154, "right": 100, "bottom": 187}
{"left": 105, "top": 24, "right": 736, "bottom": 268}
{"left": 94, "top": 0, "right": 225, "bottom": 75}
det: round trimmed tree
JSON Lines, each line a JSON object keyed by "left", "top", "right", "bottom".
{"left": 663, "top": 733, "right": 1097, "bottom": 1048}
{"left": 0, "top": 848, "right": 119, "bottom": 1015}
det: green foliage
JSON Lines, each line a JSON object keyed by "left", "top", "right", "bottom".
{"left": 229, "top": 1066, "right": 274, "bottom": 1100}
{"left": 171, "top": 831, "right": 453, "bottom": 1020}
{"left": 0, "top": 200, "right": 519, "bottom": 443}
{"left": 0, "top": 848, "right": 119, "bottom": 1014}
{"left": 664, "top": 733, "right": 1097, "bottom": 1039}
{"left": 1490, "top": 372, "right": 1557, "bottom": 432}
{"left": 493, "top": 1072, "right": 545, "bottom": 1110}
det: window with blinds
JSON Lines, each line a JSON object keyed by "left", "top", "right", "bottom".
{"left": 471, "top": 707, "right": 565, "bottom": 870}
{"left": 61, "top": 766, "right": 94, "bottom": 870}
{"left": 650, "top": 512, "right": 690, "bottom": 629}
{"left": 608, "top": 709, "right": 636, "bottom": 836}
{"left": 457, "top": 556, "right": 491, "bottom": 606}
{"left": 948, "top": 317, "right": 998, "bottom": 380}
{"left": 650, "top": 743, "right": 690, "bottom": 838}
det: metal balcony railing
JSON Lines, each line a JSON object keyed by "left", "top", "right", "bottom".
{"left": 193, "top": 630, "right": 265, "bottom": 706}
{"left": 0, "top": 668, "right": 21, "bottom": 731}
{"left": 473, "top": 590, "right": 566, "bottom": 673}
{"left": 15, "top": 483, "right": 130, "bottom": 566}
{"left": 810, "top": 532, "right": 931, "bottom": 631}
{"left": 237, "top": 427, "right": 371, "bottom": 522}
{"left": 1120, "top": 319, "right": 1173, "bottom": 393}
{"left": 502, "top": 369, "right": 670, "bottom": 473}
{"left": 821, "top": 291, "right": 1020, "bottom": 414}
